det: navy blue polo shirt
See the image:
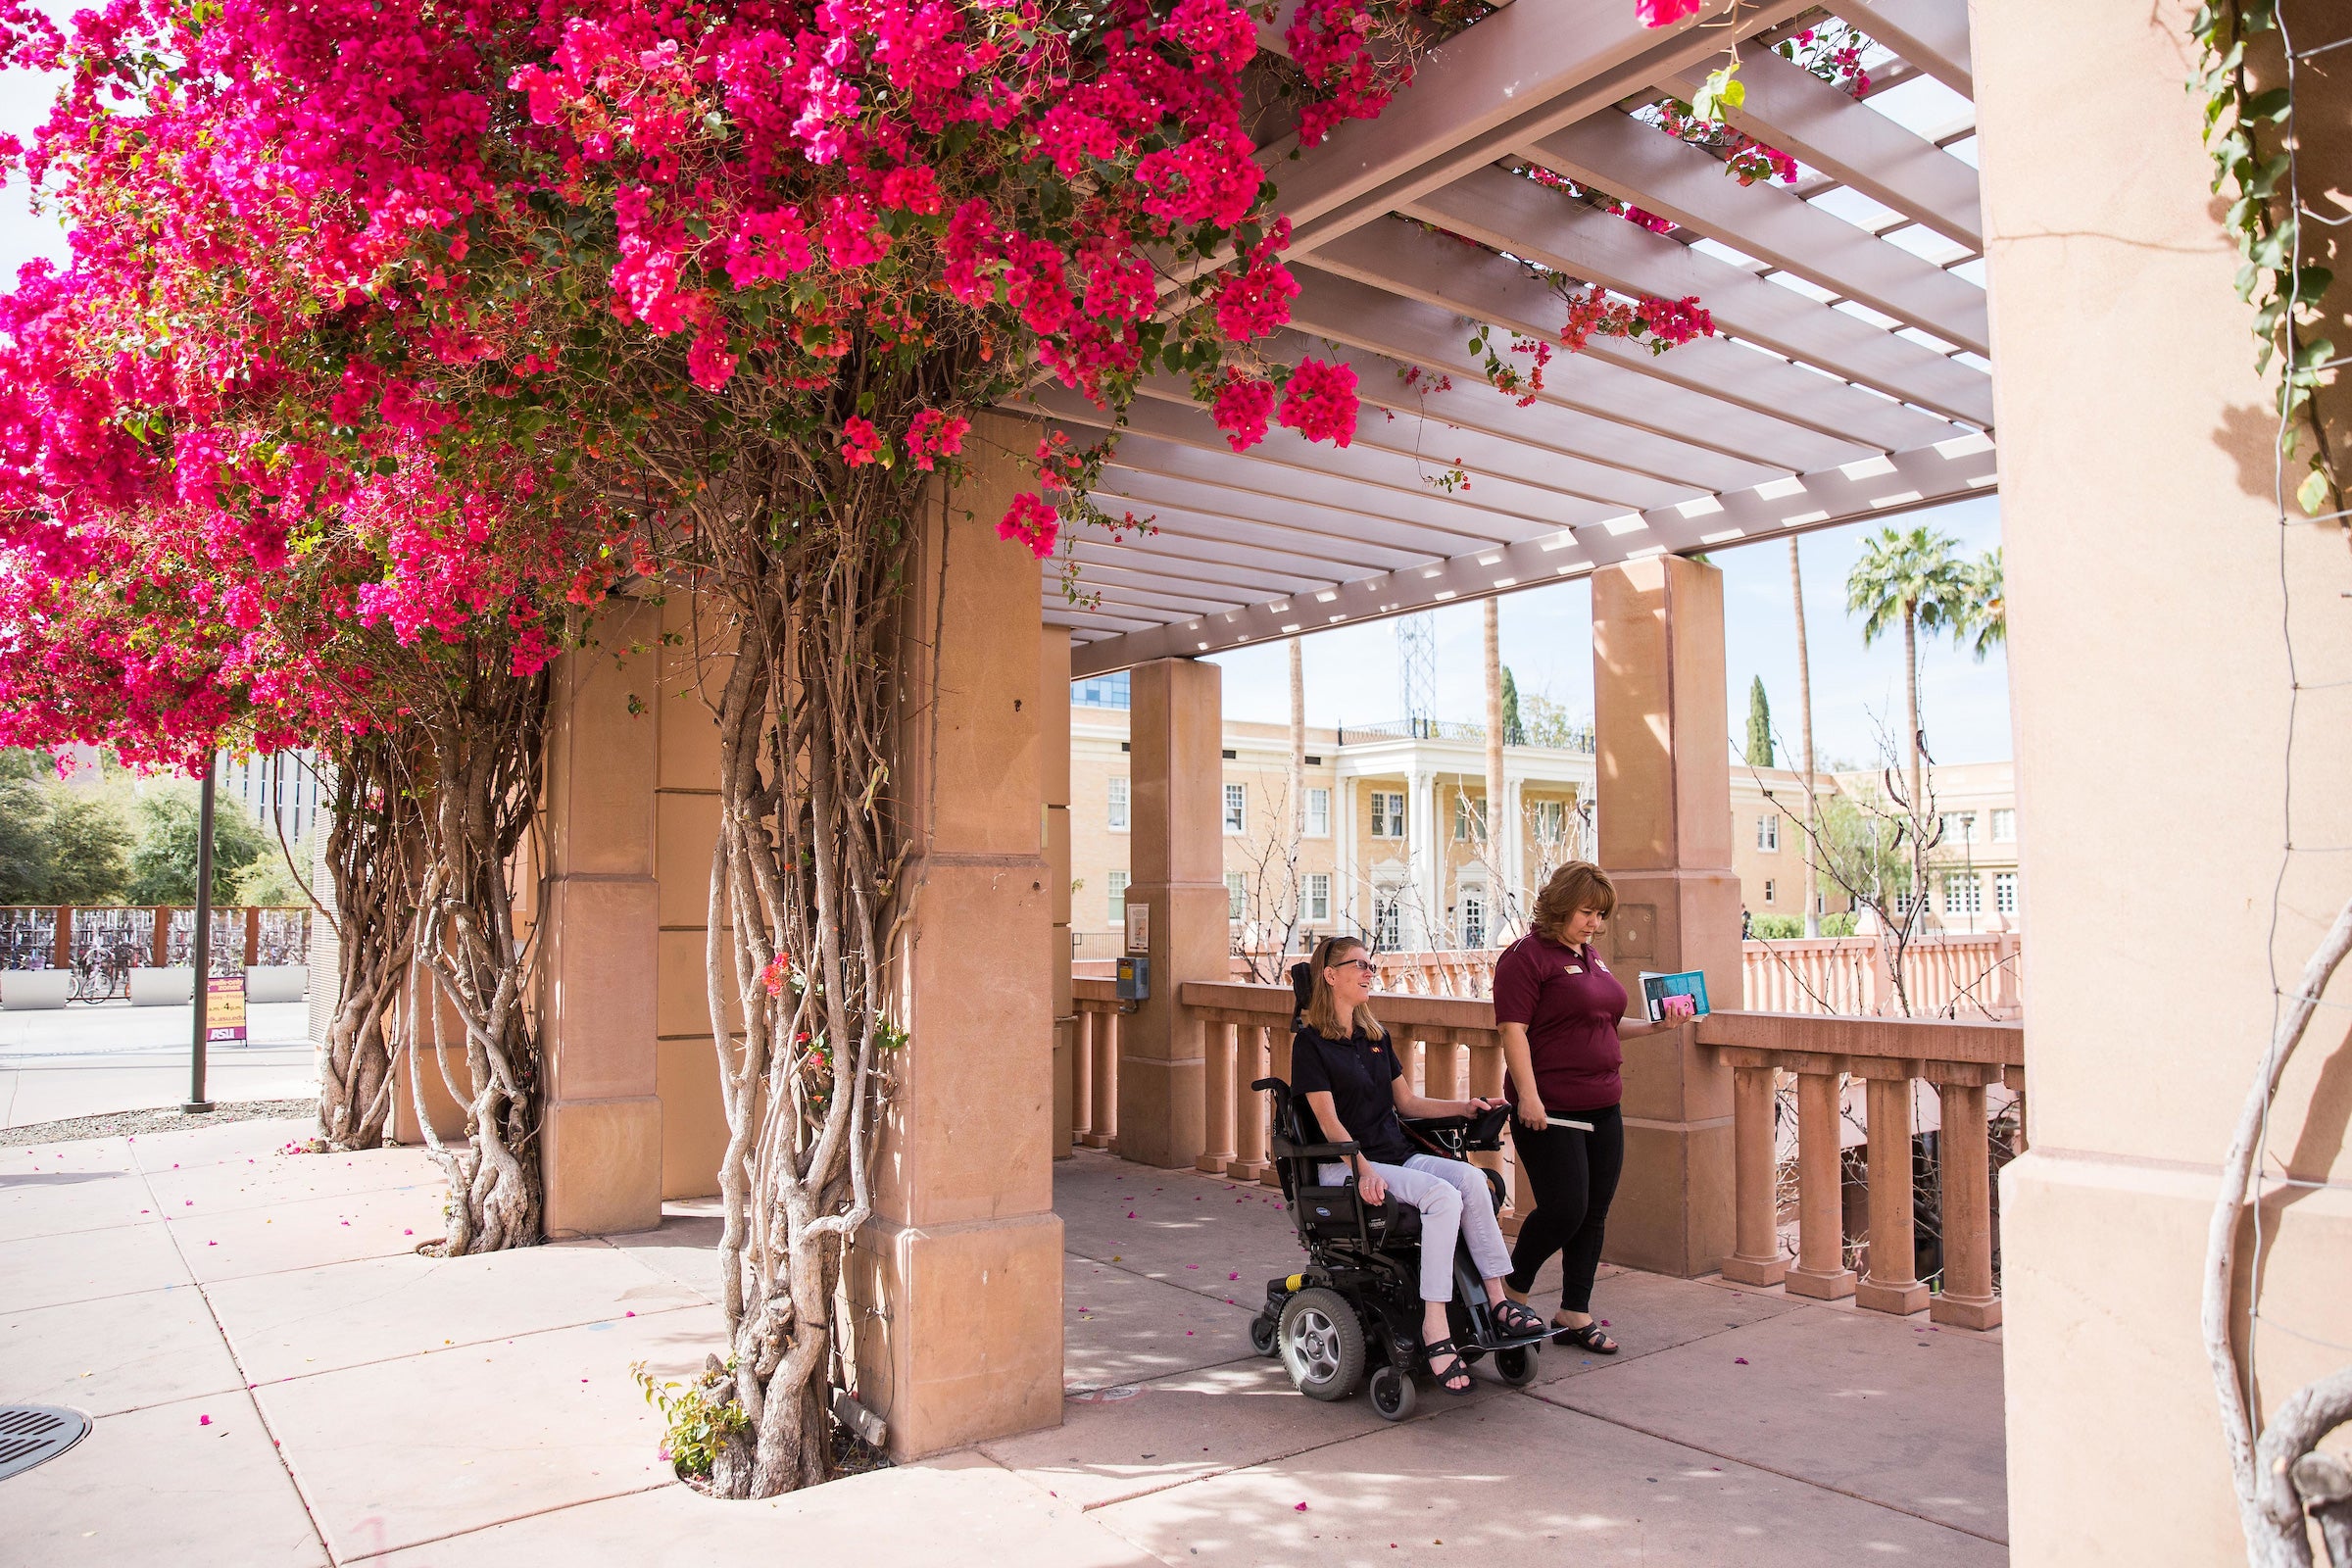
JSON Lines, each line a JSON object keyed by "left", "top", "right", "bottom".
{"left": 1290, "top": 1026, "right": 1410, "bottom": 1164}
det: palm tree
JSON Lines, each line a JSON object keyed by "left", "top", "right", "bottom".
{"left": 1846, "top": 524, "right": 1973, "bottom": 822}
{"left": 1959, "top": 547, "right": 2005, "bottom": 662}
{"left": 1482, "top": 598, "right": 1506, "bottom": 941}
{"left": 1790, "top": 539, "right": 1820, "bottom": 936}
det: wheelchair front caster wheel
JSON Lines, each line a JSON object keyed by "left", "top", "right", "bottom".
{"left": 1492, "top": 1345, "right": 1539, "bottom": 1388}
{"left": 1279, "top": 1287, "right": 1366, "bottom": 1401}
{"left": 1368, "top": 1363, "right": 1417, "bottom": 1422}
{"left": 1249, "top": 1313, "right": 1280, "bottom": 1358}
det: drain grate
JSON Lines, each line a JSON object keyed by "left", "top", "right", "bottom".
{"left": 0, "top": 1406, "right": 90, "bottom": 1482}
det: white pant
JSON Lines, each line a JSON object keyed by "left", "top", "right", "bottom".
{"left": 1320, "top": 1152, "right": 1514, "bottom": 1302}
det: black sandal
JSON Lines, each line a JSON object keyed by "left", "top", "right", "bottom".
{"left": 1423, "top": 1337, "right": 1476, "bottom": 1396}
{"left": 1491, "top": 1299, "right": 1547, "bottom": 1339}
{"left": 1553, "top": 1319, "right": 1619, "bottom": 1354}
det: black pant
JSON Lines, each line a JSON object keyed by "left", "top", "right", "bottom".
{"left": 1505, "top": 1103, "right": 1624, "bottom": 1312}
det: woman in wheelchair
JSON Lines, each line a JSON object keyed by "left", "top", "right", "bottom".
{"left": 1290, "top": 935, "right": 1552, "bottom": 1394}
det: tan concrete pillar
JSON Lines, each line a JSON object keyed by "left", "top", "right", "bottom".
{"left": 539, "top": 597, "right": 663, "bottom": 1238}
{"left": 1117, "top": 657, "right": 1224, "bottom": 1168}
{"left": 1978, "top": 5, "right": 2352, "bottom": 1559}
{"left": 1044, "top": 628, "right": 1076, "bottom": 1160}
{"left": 1591, "top": 556, "right": 1740, "bottom": 1277}
{"left": 850, "top": 415, "right": 1061, "bottom": 1459}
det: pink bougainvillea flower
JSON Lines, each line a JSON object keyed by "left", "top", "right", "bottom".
{"left": 998, "top": 493, "right": 1059, "bottom": 559}
{"left": 839, "top": 418, "right": 885, "bottom": 468}
{"left": 1637, "top": 0, "right": 1705, "bottom": 25}
{"left": 1277, "top": 359, "right": 1358, "bottom": 447}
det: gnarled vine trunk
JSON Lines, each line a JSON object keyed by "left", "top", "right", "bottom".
{"left": 687, "top": 456, "right": 918, "bottom": 1498}
{"left": 318, "top": 733, "right": 424, "bottom": 1151}
{"left": 402, "top": 660, "right": 551, "bottom": 1255}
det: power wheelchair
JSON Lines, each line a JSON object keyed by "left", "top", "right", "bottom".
{"left": 1243, "top": 1037, "right": 1548, "bottom": 1422}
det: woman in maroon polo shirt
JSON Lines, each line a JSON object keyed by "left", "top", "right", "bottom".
{"left": 1493, "top": 861, "right": 1676, "bottom": 1351}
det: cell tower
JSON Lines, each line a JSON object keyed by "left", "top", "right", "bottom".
{"left": 1396, "top": 612, "right": 1437, "bottom": 739}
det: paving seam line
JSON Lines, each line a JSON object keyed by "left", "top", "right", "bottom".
{"left": 126, "top": 1148, "right": 343, "bottom": 1566}
{"left": 335, "top": 1476, "right": 675, "bottom": 1565}
{"left": 224, "top": 1298, "right": 720, "bottom": 1394}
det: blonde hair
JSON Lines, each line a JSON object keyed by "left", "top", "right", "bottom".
{"left": 1303, "top": 935, "right": 1388, "bottom": 1042}
{"left": 1533, "top": 861, "right": 1617, "bottom": 945}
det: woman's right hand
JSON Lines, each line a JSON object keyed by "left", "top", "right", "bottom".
{"left": 1355, "top": 1160, "right": 1388, "bottom": 1205}
{"left": 1515, "top": 1100, "right": 1549, "bottom": 1133}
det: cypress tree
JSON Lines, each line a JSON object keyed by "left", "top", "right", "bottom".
{"left": 1745, "top": 675, "right": 1774, "bottom": 767}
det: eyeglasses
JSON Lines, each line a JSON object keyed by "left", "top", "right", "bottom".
{"left": 1328, "top": 958, "right": 1376, "bottom": 974}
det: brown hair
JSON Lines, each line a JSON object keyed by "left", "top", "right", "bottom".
{"left": 1533, "top": 861, "right": 1617, "bottom": 946}
{"left": 1302, "top": 935, "right": 1388, "bottom": 1042}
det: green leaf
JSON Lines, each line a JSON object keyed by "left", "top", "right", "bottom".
{"left": 2298, "top": 465, "right": 2333, "bottom": 516}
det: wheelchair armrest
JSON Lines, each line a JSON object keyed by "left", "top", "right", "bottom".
{"left": 1250, "top": 1077, "right": 1287, "bottom": 1094}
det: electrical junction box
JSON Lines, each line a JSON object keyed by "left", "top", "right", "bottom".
{"left": 1115, "top": 956, "right": 1151, "bottom": 1002}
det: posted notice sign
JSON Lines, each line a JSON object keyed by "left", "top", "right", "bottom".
{"left": 206, "top": 973, "right": 248, "bottom": 1046}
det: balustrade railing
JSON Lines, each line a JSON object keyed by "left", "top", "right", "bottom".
{"left": 1740, "top": 931, "right": 2023, "bottom": 1020}
{"left": 1695, "top": 1010, "right": 2023, "bottom": 1329}
{"left": 1072, "top": 979, "right": 1122, "bottom": 1152}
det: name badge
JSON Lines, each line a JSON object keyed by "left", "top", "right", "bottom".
{"left": 1564, "top": 965, "right": 1583, "bottom": 975}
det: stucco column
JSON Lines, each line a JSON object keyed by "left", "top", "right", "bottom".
{"left": 1336, "top": 774, "right": 1359, "bottom": 938}
{"left": 1504, "top": 775, "right": 1527, "bottom": 917}
{"left": 1117, "top": 657, "right": 1224, "bottom": 1168}
{"left": 1407, "top": 766, "right": 1440, "bottom": 948}
{"left": 1979, "top": 5, "right": 2352, "bottom": 1559}
{"left": 849, "top": 416, "right": 1060, "bottom": 1458}
{"left": 1044, "top": 628, "right": 1076, "bottom": 1160}
{"left": 539, "top": 598, "right": 663, "bottom": 1238}
{"left": 1592, "top": 556, "right": 1739, "bottom": 1277}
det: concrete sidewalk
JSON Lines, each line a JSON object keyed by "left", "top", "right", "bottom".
{"left": 0, "top": 1001, "right": 318, "bottom": 1128}
{"left": 2, "top": 1125, "right": 2007, "bottom": 1566}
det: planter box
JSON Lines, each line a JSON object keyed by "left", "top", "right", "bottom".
{"left": 129, "top": 966, "right": 194, "bottom": 1005}
{"left": 244, "top": 964, "right": 309, "bottom": 1004}
{"left": 1, "top": 969, "right": 71, "bottom": 1010}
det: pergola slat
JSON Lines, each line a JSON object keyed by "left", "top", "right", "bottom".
{"left": 1520, "top": 111, "right": 1989, "bottom": 354}
{"left": 1132, "top": 365, "right": 1697, "bottom": 513}
{"left": 1825, "top": 0, "right": 1972, "bottom": 97}
{"left": 1274, "top": 0, "right": 1818, "bottom": 256}
{"left": 1035, "top": 386, "right": 1603, "bottom": 534}
{"left": 1059, "top": 536, "right": 1341, "bottom": 598}
{"left": 1073, "top": 489, "right": 1419, "bottom": 573}
{"left": 1404, "top": 167, "right": 1993, "bottom": 425}
{"left": 1661, "top": 49, "right": 1982, "bottom": 249}
{"left": 1066, "top": 433, "right": 1997, "bottom": 676}
{"left": 1308, "top": 218, "right": 1957, "bottom": 462}
{"left": 1286, "top": 270, "right": 1785, "bottom": 493}
{"left": 1087, "top": 437, "right": 1531, "bottom": 556}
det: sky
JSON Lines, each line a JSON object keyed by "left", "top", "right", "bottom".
{"left": 1207, "top": 492, "right": 2010, "bottom": 766}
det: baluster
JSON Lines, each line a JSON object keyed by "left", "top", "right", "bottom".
{"left": 1787, "top": 1066, "right": 1857, "bottom": 1299}
{"left": 1229, "top": 1024, "right": 1270, "bottom": 1180}
{"left": 1722, "top": 1059, "right": 1788, "bottom": 1286}
{"left": 1425, "top": 1039, "right": 1464, "bottom": 1103}
{"left": 1071, "top": 1007, "right": 1095, "bottom": 1146}
{"left": 1085, "top": 1008, "right": 1117, "bottom": 1149}
{"left": 1857, "top": 1065, "right": 1929, "bottom": 1313}
{"left": 1931, "top": 1066, "right": 2002, "bottom": 1329}
{"left": 1199, "top": 1022, "right": 1237, "bottom": 1175}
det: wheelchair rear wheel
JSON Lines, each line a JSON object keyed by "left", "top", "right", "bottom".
{"left": 1367, "top": 1362, "right": 1417, "bottom": 1422}
{"left": 1278, "top": 1288, "right": 1365, "bottom": 1401}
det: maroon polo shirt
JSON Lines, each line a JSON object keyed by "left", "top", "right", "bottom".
{"left": 1492, "top": 931, "right": 1627, "bottom": 1113}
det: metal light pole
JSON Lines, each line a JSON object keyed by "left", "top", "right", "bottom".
{"left": 184, "top": 753, "right": 217, "bottom": 1114}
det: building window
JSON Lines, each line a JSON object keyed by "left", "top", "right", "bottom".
{"left": 1373, "top": 888, "right": 1403, "bottom": 950}
{"left": 1306, "top": 787, "right": 1330, "bottom": 838}
{"left": 1943, "top": 872, "right": 1982, "bottom": 916}
{"left": 1107, "top": 775, "right": 1129, "bottom": 832}
{"left": 1370, "top": 790, "right": 1406, "bottom": 839}
{"left": 1460, "top": 891, "right": 1486, "bottom": 950}
{"left": 1305, "top": 873, "right": 1330, "bottom": 922}
{"left": 1939, "top": 811, "right": 1975, "bottom": 844}
{"left": 1225, "top": 872, "right": 1247, "bottom": 920}
{"left": 1891, "top": 888, "right": 1916, "bottom": 917}
{"left": 1453, "top": 794, "right": 1474, "bottom": 842}
{"left": 1532, "top": 800, "right": 1565, "bottom": 844}
{"left": 1763, "top": 879, "right": 1776, "bottom": 904}
{"left": 1106, "top": 871, "right": 1128, "bottom": 925}
{"left": 1071, "top": 671, "right": 1131, "bottom": 710}
{"left": 1757, "top": 814, "right": 1780, "bottom": 852}
{"left": 1223, "top": 783, "right": 1246, "bottom": 835}
{"left": 1994, "top": 871, "right": 2018, "bottom": 916}
{"left": 1991, "top": 808, "right": 2017, "bottom": 843}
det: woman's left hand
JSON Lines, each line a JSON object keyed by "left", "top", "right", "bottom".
{"left": 1465, "top": 1097, "right": 1501, "bottom": 1113}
